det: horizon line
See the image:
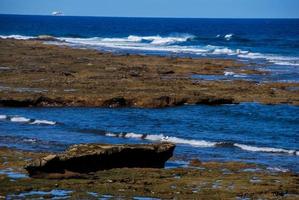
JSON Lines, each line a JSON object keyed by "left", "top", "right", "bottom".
{"left": 0, "top": 13, "right": 299, "bottom": 20}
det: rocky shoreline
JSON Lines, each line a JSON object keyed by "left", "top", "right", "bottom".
{"left": 1, "top": 38, "right": 299, "bottom": 107}
{"left": 0, "top": 146, "right": 298, "bottom": 199}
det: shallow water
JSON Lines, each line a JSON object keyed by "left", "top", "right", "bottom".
{"left": 0, "top": 103, "right": 298, "bottom": 172}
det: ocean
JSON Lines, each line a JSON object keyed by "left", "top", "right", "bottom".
{"left": 0, "top": 15, "right": 298, "bottom": 172}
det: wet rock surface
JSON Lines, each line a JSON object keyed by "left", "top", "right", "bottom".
{"left": 0, "top": 39, "right": 298, "bottom": 107}
{"left": 0, "top": 147, "right": 298, "bottom": 199}
{"left": 25, "top": 143, "right": 175, "bottom": 177}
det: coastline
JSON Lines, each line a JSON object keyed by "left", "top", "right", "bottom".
{"left": 0, "top": 37, "right": 299, "bottom": 199}
{"left": 0, "top": 147, "right": 298, "bottom": 199}
{"left": 1, "top": 38, "right": 298, "bottom": 108}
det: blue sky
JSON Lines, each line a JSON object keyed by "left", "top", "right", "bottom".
{"left": 0, "top": 0, "right": 298, "bottom": 18}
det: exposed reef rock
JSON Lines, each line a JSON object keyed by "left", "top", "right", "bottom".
{"left": 1, "top": 39, "right": 299, "bottom": 107}
{"left": 25, "top": 143, "right": 175, "bottom": 177}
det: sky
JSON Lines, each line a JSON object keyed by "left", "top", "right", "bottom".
{"left": 0, "top": 0, "right": 299, "bottom": 18}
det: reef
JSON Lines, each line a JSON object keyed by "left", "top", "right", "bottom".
{"left": 0, "top": 38, "right": 298, "bottom": 107}
{"left": 0, "top": 147, "right": 298, "bottom": 199}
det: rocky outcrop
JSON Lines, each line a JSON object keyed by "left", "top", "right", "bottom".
{"left": 25, "top": 143, "right": 175, "bottom": 177}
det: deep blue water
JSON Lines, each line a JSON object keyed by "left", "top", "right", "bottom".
{"left": 0, "top": 103, "right": 298, "bottom": 172}
{"left": 1, "top": 14, "right": 299, "bottom": 82}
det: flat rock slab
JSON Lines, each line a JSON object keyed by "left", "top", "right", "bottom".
{"left": 25, "top": 143, "right": 175, "bottom": 177}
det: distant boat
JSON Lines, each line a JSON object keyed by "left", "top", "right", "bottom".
{"left": 52, "top": 11, "right": 63, "bottom": 16}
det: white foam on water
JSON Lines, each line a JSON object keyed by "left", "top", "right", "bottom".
{"left": 233, "top": 74, "right": 247, "bottom": 78}
{"left": 266, "top": 167, "right": 289, "bottom": 173}
{"left": 162, "top": 136, "right": 216, "bottom": 147}
{"left": 124, "top": 132, "right": 144, "bottom": 139}
{"left": 212, "top": 48, "right": 235, "bottom": 55}
{"left": 23, "top": 138, "right": 37, "bottom": 143}
{"left": 234, "top": 144, "right": 297, "bottom": 155}
{"left": 0, "top": 34, "right": 34, "bottom": 40}
{"left": 238, "top": 53, "right": 299, "bottom": 66}
{"left": 3, "top": 34, "right": 299, "bottom": 69}
{"left": 30, "top": 120, "right": 56, "bottom": 125}
{"left": 105, "top": 133, "right": 118, "bottom": 137}
{"left": 0, "top": 115, "right": 7, "bottom": 120}
{"left": 224, "top": 34, "right": 234, "bottom": 40}
{"left": 144, "top": 134, "right": 165, "bottom": 141}
{"left": 10, "top": 116, "right": 31, "bottom": 123}
{"left": 103, "top": 132, "right": 298, "bottom": 156}
{"left": 224, "top": 71, "right": 235, "bottom": 76}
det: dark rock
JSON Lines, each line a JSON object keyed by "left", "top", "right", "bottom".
{"left": 158, "top": 70, "right": 175, "bottom": 75}
{"left": 102, "top": 97, "right": 131, "bottom": 108}
{"left": 0, "top": 99, "right": 34, "bottom": 107}
{"left": 150, "top": 96, "right": 187, "bottom": 108}
{"left": 25, "top": 143, "right": 175, "bottom": 177}
{"left": 0, "top": 96, "right": 65, "bottom": 107}
{"left": 196, "top": 97, "right": 236, "bottom": 105}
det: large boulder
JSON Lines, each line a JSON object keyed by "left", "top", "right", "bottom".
{"left": 25, "top": 143, "right": 175, "bottom": 177}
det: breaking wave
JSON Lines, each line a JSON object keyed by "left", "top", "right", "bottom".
{"left": 91, "top": 131, "right": 298, "bottom": 156}
{"left": 2, "top": 34, "right": 299, "bottom": 66}
{"left": 0, "top": 114, "right": 56, "bottom": 125}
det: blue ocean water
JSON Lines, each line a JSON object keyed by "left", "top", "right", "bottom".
{"left": 0, "top": 15, "right": 299, "bottom": 172}
{"left": 0, "top": 104, "right": 299, "bottom": 172}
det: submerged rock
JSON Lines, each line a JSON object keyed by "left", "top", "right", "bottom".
{"left": 25, "top": 143, "right": 175, "bottom": 177}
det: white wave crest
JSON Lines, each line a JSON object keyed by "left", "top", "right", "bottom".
{"left": 30, "top": 120, "right": 56, "bottom": 125}
{"left": 124, "top": 132, "right": 144, "bottom": 138}
{"left": 10, "top": 116, "right": 31, "bottom": 123}
{"left": 266, "top": 167, "right": 289, "bottom": 173}
{"left": 3, "top": 34, "right": 298, "bottom": 67}
{"left": 238, "top": 53, "right": 299, "bottom": 66}
{"left": 105, "top": 133, "right": 118, "bottom": 137}
{"left": 0, "top": 115, "right": 7, "bottom": 120}
{"left": 104, "top": 132, "right": 298, "bottom": 156}
{"left": 212, "top": 48, "right": 235, "bottom": 55}
{"left": 224, "top": 34, "right": 234, "bottom": 40}
{"left": 144, "top": 134, "right": 165, "bottom": 141}
{"left": 0, "top": 35, "right": 34, "bottom": 40}
{"left": 162, "top": 136, "right": 216, "bottom": 147}
{"left": 234, "top": 144, "right": 297, "bottom": 155}
{"left": 224, "top": 71, "right": 235, "bottom": 76}
{"left": 5, "top": 115, "right": 57, "bottom": 125}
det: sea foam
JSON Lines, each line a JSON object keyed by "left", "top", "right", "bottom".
{"left": 234, "top": 144, "right": 297, "bottom": 155}
{"left": 103, "top": 132, "right": 298, "bottom": 155}
{"left": 10, "top": 116, "right": 31, "bottom": 123}
{"left": 0, "top": 115, "right": 7, "bottom": 120}
{"left": 3, "top": 34, "right": 299, "bottom": 68}
{"left": 30, "top": 120, "right": 56, "bottom": 125}
{"left": 3, "top": 114, "right": 57, "bottom": 125}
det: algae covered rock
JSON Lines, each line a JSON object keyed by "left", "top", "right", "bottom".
{"left": 25, "top": 143, "right": 175, "bottom": 177}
